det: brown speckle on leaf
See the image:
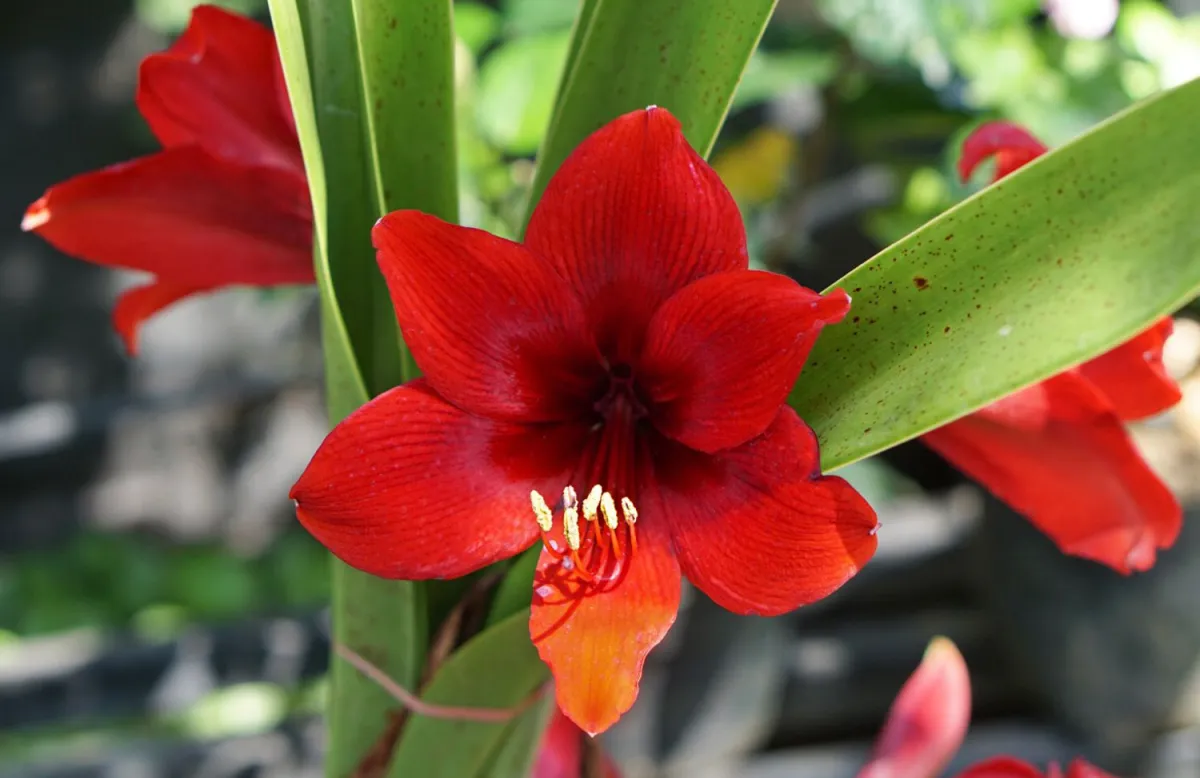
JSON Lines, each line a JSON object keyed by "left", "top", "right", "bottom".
{"left": 913, "top": 277, "right": 929, "bottom": 290}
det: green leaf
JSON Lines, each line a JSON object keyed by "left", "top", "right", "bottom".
{"left": 731, "top": 48, "right": 838, "bottom": 109}
{"left": 485, "top": 546, "right": 539, "bottom": 628}
{"left": 270, "top": 1, "right": 459, "bottom": 775}
{"left": 455, "top": 2, "right": 501, "bottom": 54}
{"left": 352, "top": 0, "right": 459, "bottom": 222}
{"left": 525, "top": 0, "right": 778, "bottom": 221}
{"left": 792, "top": 78, "right": 1200, "bottom": 471}
{"left": 388, "top": 611, "right": 550, "bottom": 778}
{"left": 502, "top": 0, "right": 578, "bottom": 35}
{"left": 273, "top": 0, "right": 406, "bottom": 398}
{"left": 478, "top": 695, "right": 556, "bottom": 778}
{"left": 477, "top": 32, "right": 571, "bottom": 155}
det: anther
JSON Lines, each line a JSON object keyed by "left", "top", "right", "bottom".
{"left": 621, "top": 497, "right": 638, "bottom": 526}
{"left": 530, "top": 490, "right": 553, "bottom": 533}
{"left": 600, "top": 492, "right": 619, "bottom": 530}
{"left": 563, "top": 505, "right": 582, "bottom": 551}
{"left": 582, "top": 485, "right": 602, "bottom": 523}
{"left": 563, "top": 485, "right": 578, "bottom": 510}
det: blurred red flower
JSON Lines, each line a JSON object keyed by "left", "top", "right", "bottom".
{"left": 533, "top": 706, "right": 621, "bottom": 778}
{"left": 21, "top": 5, "right": 312, "bottom": 354}
{"left": 922, "top": 121, "right": 1182, "bottom": 574}
{"left": 857, "top": 635, "right": 1117, "bottom": 778}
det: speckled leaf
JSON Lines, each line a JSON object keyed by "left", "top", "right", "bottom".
{"left": 524, "top": 0, "right": 777, "bottom": 222}
{"left": 352, "top": 0, "right": 458, "bottom": 221}
{"left": 792, "top": 78, "right": 1200, "bottom": 471}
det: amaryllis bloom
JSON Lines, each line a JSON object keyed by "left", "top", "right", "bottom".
{"left": 857, "top": 637, "right": 971, "bottom": 778}
{"left": 923, "top": 121, "right": 1182, "bottom": 574}
{"left": 534, "top": 707, "right": 621, "bottom": 778}
{"left": 291, "top": 107, "right": 879, "bottom": 734}
{"left": 957, "top": 757, "right": 1116, "bottom": 778}
{"left": 857, "top": 636, "right": 1116, "bottom": 778}
{"left": 21, "top": 5, "right": 312, "bottom": 354}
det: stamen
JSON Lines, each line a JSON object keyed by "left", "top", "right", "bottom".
{"left": 622, "top": 496, "right": 639, "bottom": 553}
{"left": 530, "top": 490, "right": 553, "bottom": 532}
{"left": 600, "top": 492, "right": 619, "bottom": 530}
{"left": 530, "top": 482, "right": 637, "bottom": 590}
{"left": 562, "top": 504, "right": 595, "bottom": 582}
{"left": 563, "top": 505, "right": 581, "bottom": 551}
{"left": 582, "top": 485, "right": 602, "bottom": 523}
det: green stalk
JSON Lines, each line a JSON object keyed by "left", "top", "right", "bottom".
{"left": 267, "top": 0, "right": 457, "bottom": 775}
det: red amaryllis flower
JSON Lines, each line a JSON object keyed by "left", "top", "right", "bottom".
{"left": 922, "top": 121, "right": 1182, "bottom": 574}
{"left": 857, "top": 636, "right": 1116, "bottom": 778}
{"left": 291, "top": 107, "right": 879, "bottom": 734}
{"left": 857, "top": 637, "right": 971, "bottom": 778}
{"left": 21, "top": 5, "right": 312, "bottom": 354}
{"left": 957, "top": 757, "right": 1116, "bottom": 778}
{"left": 534, "top": 707, "right": 621, "bottom": 778}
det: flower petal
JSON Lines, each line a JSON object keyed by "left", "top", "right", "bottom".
{"left": 23, "top": 146, "right": 313, "bottom": 286}
{"left": 291, "top": 381, "right": 588, "bottom": 579}
{"left": 525, "top": 107, "right": 748, "bottom": 364}
{"left": 958, "top": 121, "right": 1048, "bottom": 183}
{"left": 530, "top": 518, "right": 680, "bottom": 735}
{"left": 112, "top": 279, "right": 217, "bottom": 356}
{"left": 137, "top": 5, "right": 303, "bottom": 176}
{"left": 857, "top": 638, "right": 971, "bottom": 778}
{"left": 1077, "top": 318, "right": 1180, "bottom": 421}
{"left": 956, "top": 757, "right": 1053, "bottom": 778}
{"left": 639, "top": 271, "right": 849, "bottom": 453}
{"left": 373, "top": 211, "right": 604, "bottom": 423}
{"left": 652, "top": 407, "right": 878, "bottom": 615}
{"left": 923, "top": 374, "right": 1180, "bottom": 574}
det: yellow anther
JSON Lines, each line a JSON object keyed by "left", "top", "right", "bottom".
{"left": 563, "top": 505, "right": 581, "bottom": 551}
{"left": 600, "top": 492, "right": 619, "bottom": 530}
{"left": 531, "top": 490, "right": 553, "bottom": 533}
{"left": 582, "top": 485, "right": 603, "bottom": 522}
{"left": 621, "top": 497, "right": 638, "bottom": 526}
{"left": 563, "top": 485, "right": 578, "bottom": 510}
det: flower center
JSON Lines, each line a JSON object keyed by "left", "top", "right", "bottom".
{"left": 594, "top": 363, "right": 648, "bottom": 421}
{"left": 530, "top": 484, "right": 639, "bottom": 598}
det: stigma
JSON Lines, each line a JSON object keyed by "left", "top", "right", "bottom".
{"left": 530, "top": 484, "right": 639, "bottom": 588}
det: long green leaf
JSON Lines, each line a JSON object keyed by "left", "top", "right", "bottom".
{"left": 352, "top": 0, "right": 458, "bottom": 220}
{"left": 524, "top": 0, "right": 778, "bottom": 222}
{"left": 388, "top": 611, "right": 551, "bottom": 778}
{"left": 269, "top": 1, "right": 462, "bottom": 775}
{"left": 350, "top": 0, "right": 458, "bottom": 382}
{"left": 793, "top": 78, "right": 1200, "bottom": 471}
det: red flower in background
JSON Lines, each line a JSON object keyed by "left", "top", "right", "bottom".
{"left": 291, "top": 107, "right": 879, "bottom": 734}
{"left": 922, "top": 121, "right": 1182, "bottom": 574}
{"left": 21, "top": 5, "right": 313, "bottom": 354}
{"left": 857, "top": 637, "right": 971, "bottom": 778}
{"left": 957, "top": 757, "right": 1117, "bottom": 778}
{"left": 856, "top": 636, "right": 1117, "bottom": 778}
{"left": 534, "top": 707, "right": 621, "bottom": 778}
